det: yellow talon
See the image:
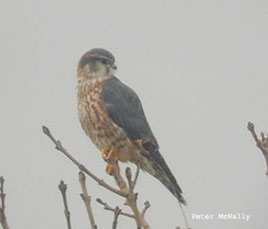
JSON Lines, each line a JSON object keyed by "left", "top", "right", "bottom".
{"left": 101, "top": 148, "right": 119, "bottom": 163}
{"left": 101, "top": 148, "right": 119, "bottom": 175}
{"left": 101, "top": 147, "right": 110, "bottom": 160}
{"left": 106, "top": 164, "right": 116, "bottom": 175}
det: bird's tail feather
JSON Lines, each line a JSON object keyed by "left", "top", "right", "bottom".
{"left": 152, "top": 158, "right": 187, "bottom": 206}
{"left": 140, "top": 143, "right": 186, "bottom": 205}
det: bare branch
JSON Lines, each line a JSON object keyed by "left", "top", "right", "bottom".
{"left": 109, "top": 165, "right": 150, "bottom": 228}
{"left": 42, "top": 126, "right": 127, "bottom": 197}
{"left": 112, "top": 163, "right": 128, "bottom": 193}
{"left": 141, "top": 201, "right": 150, "bottom": 216}
{"left": 43, "top": 126, "right": 151, "bottom": 228}
{"left": 125, "top": 167, "right": 132, "bottom": 191}
{"left": 132, "top": 167, "right": 140, "bottom": 190}
{"left": 79, "top": 172, "right": 97, "bottom": 229}
{"left": 58, "top": 180, "right": 72, "bottom": 229}
{"left": 0, "top": 177, "right": 5, "bottom": 212}
{"left": 177, "top": 201, "right": 191, "bottom": 229}
{"left": 123, "top": 167, "right": 150, "bottom": 229}
{"left": 96, "top": 198, "right": 134, "bottom": 219}
{"left": 0, "top": 176, "right": 9, "bottom": 229}
{"left": 247, "top": 122, "right": 268, "bottom": 176}
{"left": 112, "top": 206, "right": 121, "bottom": 229}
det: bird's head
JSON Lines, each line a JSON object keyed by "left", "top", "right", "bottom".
{"left": 77, "top": 48, "right": 117, "bottom": 81}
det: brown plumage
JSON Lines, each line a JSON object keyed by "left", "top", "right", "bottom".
{"left": 77, "top": 48, "right": 186, "bottom": 205}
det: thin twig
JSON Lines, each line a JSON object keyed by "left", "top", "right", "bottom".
{"left": 124, "top": 167, "right": 151, "bottom": 229}
{"left": 178, "top": 201, "right": 191, "bottom": 229}
{"left": 43, "top": 126, "right": 151, "bottom": 228}
{"left": 96, "top": 198, "right": 134, "bottom": 219}
{"left": 42, "top": 126, "right": 127, "bottom": 197}
{"left": 132, "top": 167, "right": 140, "bottom": 191}
{"left": 58, "top": 180, "right": 72, "bottom": 229}
{"left": 112, "top": 163, "right": 128, "bottom": 192}
{"left": 112, "top": 206, "right": 121, "bottom": 229}
{"left": 247, "top": 122, "right": 268, "bottom": 176}
{"left": 125, "top": 167, "right": 133, "bottom": 192}
{"left": 0, "top": 177, "right": 5, "bottom": 212}
{"left": 79, "top": 172, "right": 97, "bottom": 229}
{"left": 141, "top": 201, "right": 150, "bottom": 216}
{"left": 0, "top": 177, "right": 9, "bottom": 229}
{"left": 110, "top": 165, "right": 146, "bottom": 228}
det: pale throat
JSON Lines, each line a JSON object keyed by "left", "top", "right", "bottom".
{"left": 77, "top": 62, "right": 113, "bottom": 86}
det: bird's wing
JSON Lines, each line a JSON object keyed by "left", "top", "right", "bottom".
{"left": 102, "top": 76, "right": 186, "bottom": 205}
{"left": 101, "top": 76, "right": 158, "bottom": 146}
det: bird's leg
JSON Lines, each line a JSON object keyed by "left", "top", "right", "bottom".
{"left": 101, "top": 148, "right": 119, "bottom": 175}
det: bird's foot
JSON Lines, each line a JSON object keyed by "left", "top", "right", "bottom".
{"left": 102, "top": 148, "right": 119, "bottom": 175}
{"left": 106, "top": 163, "right": 116, "bottom": 175}
{"left": 102, "top": 148, "right": 119, "bottom": 163}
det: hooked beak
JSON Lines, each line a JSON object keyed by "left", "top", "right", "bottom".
{"left": 112, "top": 64, "right": 117, "bottom": 70}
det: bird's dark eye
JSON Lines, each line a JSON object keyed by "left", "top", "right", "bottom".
{"left": 100, "top": 58, "right": 109, "bottom": 65}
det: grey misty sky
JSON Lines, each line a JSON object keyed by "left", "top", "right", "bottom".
{"left": 1, "top": 0, "right": 268, "bottom": 228}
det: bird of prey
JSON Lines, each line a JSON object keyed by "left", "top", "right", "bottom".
{"left": 77, "top": 48, "right": 186, "bottom": 205}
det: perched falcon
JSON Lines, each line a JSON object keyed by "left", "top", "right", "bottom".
{"left": 77, "top": 48, "right": 186, "bottom": 205}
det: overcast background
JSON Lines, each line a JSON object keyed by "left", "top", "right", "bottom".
{"left": 1, "top": 0, "right": 268, "bottom": 228}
